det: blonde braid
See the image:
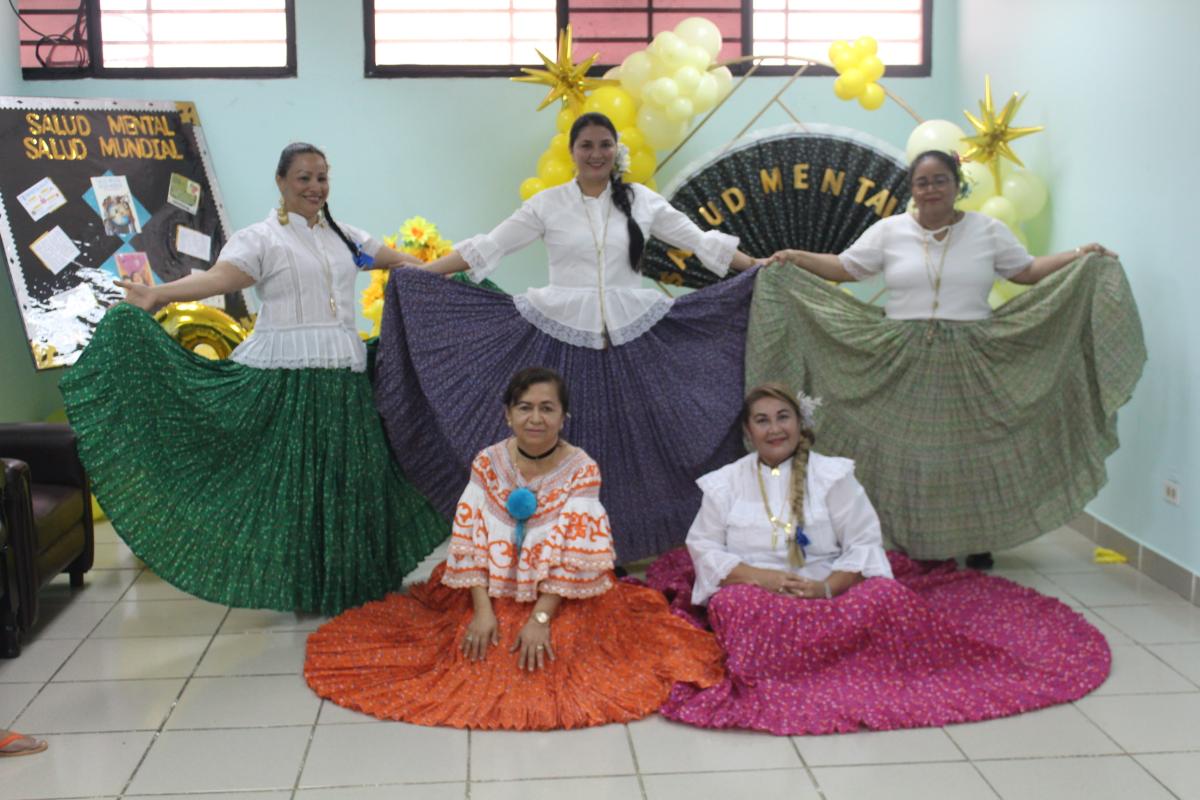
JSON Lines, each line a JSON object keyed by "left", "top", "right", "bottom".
{"left": 789, "top": 430, "right": 813, "bottom": 528}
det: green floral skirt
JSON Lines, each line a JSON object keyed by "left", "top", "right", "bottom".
{"left": 746, "top": 255, "right": 1146, "bottom": 558}
{"left": 60, "top": 304, "right": 447, "bottom": 615}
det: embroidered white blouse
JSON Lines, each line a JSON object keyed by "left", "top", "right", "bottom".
{"left": 443, "top": 442, "right": 616, "bottom": 602}
{"left": 456, "top": 181, "right": 740, "bottom": 348}
{"left": 219, "top": 211, "right": 381, "bottom": 372}
{"left": 686, "top": 451, "right": 893, "bottom": 605}
{"left": 838, "top": 211, "right": 1034, "bottom": 321}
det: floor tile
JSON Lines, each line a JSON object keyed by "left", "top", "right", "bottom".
{"left": 166, "top": 674, "right": 322, "bottom": 729}
{"left": 124, "top": 570, "right": 201, "bottom": 601}
{"left": 1092, "top": 604, "right": 1200, "bottom": 644}
{"left": 14, "top": 678, "right": 184, "bottom": 733}
{"left": 126, "top": 726, "right": 312, "bottom": 795}
{"left": 402, "top": 538, "right": 451, "bottom": 587}
{"left": 54, "top": 635, "right": 210, "bottom": 681}
{"left": 316, "top": 699, "right": 380, "bottom": 724}
{"left": 1008, "top": 528, "right": 1101, "bottom": 574}
{"left": 1136, "top": 752, "right": 1200, "bottom": 800}
{"left": 471, "top": 725, "right": 634, "bottom": 780}
{"left": 1078, "top": 609, "right": 1135, "bottom": 645}
{"left": 299, "top": 787, "right": 465, "bottom": 800}
{"left": 989, "top": 570, "right": 1083, "bottom": 607}
{"left": 1077, "top": 693, "right": 1200, "bottom": 752}
{"left": 29, "top": 600, "right": 115, "bottom": 639}
{"left": 644, "top": 769, "right": 819, "bottom": 800}
{"left": 0, "top": 638, "right": 80, "bottom": 683}
{"left": 41, "top": 568, "right": 140, "bottom": 603}
{"left": 91, "top": 540, "right": 143, "bottom": 570}
{"left": 1092, "top": 645, "right": 1197, "bottom": 695}
{"left": 811, "top": 762, "right": 997, "bottom": 800}
{"left": 1147, "top": 642, "right": 1200, "bottom": 685}
{"left": 628, "top": 716, "right": 801, "bottom": 774}
{"left": 944, "top": 704, "right": 1119, "bottom": 760}
{"left": 91, "top": 598, "right": 228, "bottom": 638}
{"left": 1047, "top": 568, "right": 1189, "bottom": 607}
{"left": 0, "top": 731, "right": 154, "bottom": 800}
{"left": 473, "top": 776, "right": 643, "bottom": 800}
{"left": 93, "top": 520, "right": 119, "bottom": 544}
{"left": 131, "top": 794, "right": 291, "bottom": 799}
{"left": 196, "top": 631, "right": 311, "bottom": 676}
{"left": 299, "top": 721, "right": 468, "bottom": 786}
{"left": 977, "top": 755, "right": 1175, "bottom": 800}
{"left": 793, "top": 727, "right": 964, "bottom": 766}
{"left": 0, "top": 681, "right": 42, "bottom": 727}
{"left": 220, "top": 608, "right": 327, "bottom": 634}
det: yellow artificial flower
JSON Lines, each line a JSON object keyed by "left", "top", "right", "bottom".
{"left": 401, "top": 216, "right": 437, "bottom": 248}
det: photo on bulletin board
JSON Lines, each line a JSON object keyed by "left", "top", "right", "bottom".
{"left": 0, "top": 96, "right": 248, "bottom": 370}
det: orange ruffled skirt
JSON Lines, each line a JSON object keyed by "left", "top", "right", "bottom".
{"left": 304, "top": 564, "right": 725, "bottom": 730}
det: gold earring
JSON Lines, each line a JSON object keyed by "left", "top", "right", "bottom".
{"left": 276, "top": 195, "right": 289, "bottom": 225}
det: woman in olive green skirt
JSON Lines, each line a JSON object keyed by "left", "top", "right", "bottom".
{"left": 60, "top": 143, "right": 447, "bottom": 615}
{"left": 760, "top": 151, "right": 1145, "bottom": 562}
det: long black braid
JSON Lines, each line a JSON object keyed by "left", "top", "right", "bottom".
{"left": 275, "top": 142, "right": 360, "bottom": 260}
{"left": 569, "top": 113, "right": 646, "bottom": 274}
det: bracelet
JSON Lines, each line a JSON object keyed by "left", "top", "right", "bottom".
{"left": 822, "top": 581, "right": 832, "bottom": 599}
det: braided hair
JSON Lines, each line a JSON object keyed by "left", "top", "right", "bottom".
{"left": 275, "top": 142, "right": 360, "bottom": 260}
{"left": 568, "top": 113, "right": 647, "bottom": 274}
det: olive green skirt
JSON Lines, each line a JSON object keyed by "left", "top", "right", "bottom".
{"left": 746, "top": 255, "right": 1146, "bottom": 558}
{"left": 60, "top": 304, "right": 447, "bottom": 615}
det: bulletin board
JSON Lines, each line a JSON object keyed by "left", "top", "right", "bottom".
{"left": 0, "top": 96, "right": 246, "bottom": 370}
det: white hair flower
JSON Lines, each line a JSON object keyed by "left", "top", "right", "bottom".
{"left": 614, "top": 141, "right": 631, "bottom": 176}
{"left": 796, "top": 390, "right": 823, "bottom": 429}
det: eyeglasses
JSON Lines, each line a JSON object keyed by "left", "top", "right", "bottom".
{"left": 913, "top": 175, "right": 955, "bottom": 190}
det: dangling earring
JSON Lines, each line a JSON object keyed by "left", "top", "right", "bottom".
{"left": 276, "top": 195, "right": 289, "bottom": 225}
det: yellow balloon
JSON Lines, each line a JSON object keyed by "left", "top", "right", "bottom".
{"left": 840, "top": 68, "right": 866, "bottom": 97}
{"left": 519, "top": 176, "right": 547, "bottom": 201}
{"left": 620, "top": 50, "right": 654, "bottom": 98}
{"left": 556, "top": 107, "right": 577, "bottom": 134}
{"left": 1001, "top": 169, "right": 1049, "bottom": 221}
{"left": 905, "top": 119, "right": 968, "bottom": 162}
{"left": 645, "top": 177, "right": 658, "bottom": 191}
{"left": 666, "top": 96, "right": 695, "bottom": 122}
{"left": 549, "top": 133, "right": 569, "bottom": 154}
{"left": 537, "top": 154, "right": 573, "bottom": 185}
{"left": 833, "top": 76, "right": 856, "bottom": 101}
{"left": 692, "top": 73, "right": 719, "bottom": 112}
{"left": 860, "top": 55, "right": 885, "bottom": 83}
{"left": 155, "top": 302, "right": 249, "bottom": 360}
{"left": 980, "top": 195, "right": 1017, "bottom": 227}
{"left": 710, "top": 65, "right": 733, "bottom": 100}
{"left": 956, "top": 161, "right": 996, "bottom": 212}
{"left": 682, "top": 44, "right": 711, "bottom": 71}
{"left": 584, "top": 85, "right": 637, "bottom": 128}
{"left": 673, "top": 65, "right": 703, "bottom": 95}
{"left": 645, "top": 77, "right": 680, "bottom": 108}
{"left": 829, "top": 40, "right": 853, "bottom": 71}
{"left": 674, "top": 16, "right": 723, "bottom": 60}
{"left": 651, "top": 31, "right": 689, "bottom": 71}
{"left": 858, "top": 82, "right": 885, "bottom": 110}
{"left": 637, "top": 104, "right": 687, "bottom": 150}
{"left": 617, "top": 126, "right": 645, "bottom": 153}
{"left": 624, "top": 148, "right": 657, "bottom": 183}
{"left": 853, "top": 36, "right": 878, "bottom": 59}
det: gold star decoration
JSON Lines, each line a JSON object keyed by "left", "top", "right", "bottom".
{"left": 511, "top": 25, "right": 614, "bottom": 112}
{"left": 961, "top": 75, "right": 1045, "bottom": 188}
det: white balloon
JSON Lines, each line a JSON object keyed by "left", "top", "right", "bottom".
{"left": 905, "top": 119, "right": 968, "bottom": 163}
{"left": 674, "top": 16, "right": 723, "bottom": 60}
{"left": 956, "top": 161, "right": 996, "bottom": 212}
{"left": 603, "top": 66, "right": 621, "bottom": 81}
{"left": 673, "top": 65, "right": 703, "bottom": 95}
{"left": 665, "top": 96, "right": 695, "bottom": 122}
{"left": 691, "top": 73, "right": 719, "bottom": 113}
{"left": 1001, "top": 169, "right": 1049, "bottom": 221}
{"left": 711, "top": 65, "right": 734, "bottom": 100}
{"left": 637, "top": 104, "right": 688, "bottom": 150}
{"left": 645, "top": 77, "right": 680, "bottom": 108}
{"left": 980, "top": 195, "right": 1017, "bottom": 227}
{"left": 651, "top": 31, "right": 689, "bottom": 72}
{"left": 619, "top": 50, "right": 654, "bottom": 98}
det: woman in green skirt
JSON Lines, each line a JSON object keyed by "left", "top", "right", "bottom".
{"left": 60, "top": 143, "right": 447, "bottom": 615}
{"left": 760, "top": 150, "right": 1145, "bottom": 567}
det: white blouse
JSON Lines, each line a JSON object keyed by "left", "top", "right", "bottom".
{"left": 219, "top": 212, "right": 381, "bottom": 372}
{"left": 686, "top": 451, "right": 893, "bottom": 605}
{"left": 456, "top": 181, "right": 740, "bottom": 348}
{"left": 838, "top": 212, "right": 1033, "bottom": 321}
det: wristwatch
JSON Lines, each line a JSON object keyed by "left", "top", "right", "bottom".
{"left": 532, "top": 610, "right": 551, "bottom": 625}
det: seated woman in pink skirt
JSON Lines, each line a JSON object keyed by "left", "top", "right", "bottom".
{"left": 648, "top": 383, "right": 1112, "bottom": 735}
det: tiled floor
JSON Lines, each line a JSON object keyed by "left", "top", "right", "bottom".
{"left": 3, "top": 523, "right": 1200, "bottom": 800}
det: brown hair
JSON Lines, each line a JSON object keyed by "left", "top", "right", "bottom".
{"left": 503, "top": 367, "right": 570, "bottom": 414}
{"left": 741, "top": 383, "right": 815, "bottom": 531}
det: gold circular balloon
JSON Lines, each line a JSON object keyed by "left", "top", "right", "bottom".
{"left": 155, "top": 302, "right": 250, "bottom": 360}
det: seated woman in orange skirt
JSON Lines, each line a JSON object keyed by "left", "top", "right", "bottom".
{"left": 304, "top": 367, "right": 724, "bottom": 729}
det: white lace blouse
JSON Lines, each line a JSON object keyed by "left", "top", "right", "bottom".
{"left": 219, "top": 211, "right": 381, "bottom": 372}
{"left": 686, "top": 451, "right": 893, "bottom": 605}
{"left": 456, "top": 181, "right": 740, "bottom": 348}
{"left": 838, "top": 212, "right": 1033, "bottom": 321}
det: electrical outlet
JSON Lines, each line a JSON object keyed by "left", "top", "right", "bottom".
{"left": 1164, "top": 480, "right": 1181, "bottom": 506}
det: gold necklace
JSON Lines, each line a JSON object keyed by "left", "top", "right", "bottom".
{"left": 920, "top": 221, "right": 953, "bottom": 344}
{"left": 579, "top": 183, "right": 612, "bottom": 338}
{"left": 755, "top": 461, "right": 793, "bottom": 550}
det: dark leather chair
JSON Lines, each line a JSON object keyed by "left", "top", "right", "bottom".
{"left": 0, "top": 469, "right": 20, "bottom": 657}
{"left": 0, "top": 423, "right": 94, "bottom": 641}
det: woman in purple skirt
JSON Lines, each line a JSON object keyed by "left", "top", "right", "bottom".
{"left": 647, "top": 383, "right": 1110, "bottom": 735}
{"left": 375, "top": 112, "right": 760, "bottom": 562}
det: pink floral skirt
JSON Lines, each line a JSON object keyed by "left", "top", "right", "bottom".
{"left": 646, "top": 549, "right": 1110, "bottom": 735}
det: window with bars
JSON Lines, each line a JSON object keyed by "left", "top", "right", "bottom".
{"left": 15, "top": 0, "right": 297, "bottom": 79}
{"left": 367, "top": 0, "right": 930, "bottom": 77}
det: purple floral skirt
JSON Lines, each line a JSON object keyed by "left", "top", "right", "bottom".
{"left": 646, "top": 548, "right": 1111, "bottom": 735}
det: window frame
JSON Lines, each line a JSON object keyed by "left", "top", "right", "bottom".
{"left": 364, "top": 0, "right": 931, "bottom": 79}
{"left": 19, "top": 0, "right": 298, "bottom": 80}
